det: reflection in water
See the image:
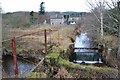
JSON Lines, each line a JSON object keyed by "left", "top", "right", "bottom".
{"left": 2, "top": 55, "right": 35, "bottom": 77}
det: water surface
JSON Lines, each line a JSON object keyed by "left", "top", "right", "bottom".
{"left": 2, "top": 55, "right": 35, "bottom": 78}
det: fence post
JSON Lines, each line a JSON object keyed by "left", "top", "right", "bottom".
{"left": 12, "top": 37, "right": 18, "bottom": 78}
{"left": 44, "top": 29, "right": 47, "bottom": 54}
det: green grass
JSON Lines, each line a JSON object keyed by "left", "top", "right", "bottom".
{"left": 25, "top": 52, "right": 118, "bottom": 78}
{"left": 46, "top": 52, "right": 60, "bottom": 59}
{"left": 81, "top": 65, "right": 117, "bottom": 73}
{"left": 58, "top": 58, "right": 80, "bottom": 68}
{"left": 45, "top": 52, "right": 117, "bottom": 73}
{"left": 58, "top": 57, "right": 117, "bottom": 73}
{"left": 25, "top": 72, "right": 47, "bottom": 78}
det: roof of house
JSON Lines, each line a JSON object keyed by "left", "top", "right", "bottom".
{"left": 49, "top": 13, "right": 64, "bottom": 19}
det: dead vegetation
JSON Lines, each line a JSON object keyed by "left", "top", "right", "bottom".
{"left": 25, "top": 52, "right": 118, "bottom": 78}
{"left": 3, "top": 25, "right": 76, "bottom": 54}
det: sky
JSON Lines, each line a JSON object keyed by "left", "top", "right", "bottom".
{"left": 0, "top": 0, "right": 112, "bottom": 13}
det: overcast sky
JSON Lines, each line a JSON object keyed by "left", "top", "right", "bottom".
{"left": 1, "top": 0, "right": 112, "bottom": 13}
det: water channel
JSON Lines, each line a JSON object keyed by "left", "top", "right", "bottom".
{"left": 74, "top": 32, "right": 102, "bottom": 63}
{"left": 2, "top": 55, "right": 35, "bottom": 78}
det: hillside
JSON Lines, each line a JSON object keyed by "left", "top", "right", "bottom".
{"left": 2, "top": 12, "right": 31, "bottom": 28}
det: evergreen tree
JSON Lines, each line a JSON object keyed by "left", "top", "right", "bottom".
{"left": 30, "top": 11, "right": 34, "bottom": 24}
{"left": 39, "top": 2, "right": 45, "bottom": 15}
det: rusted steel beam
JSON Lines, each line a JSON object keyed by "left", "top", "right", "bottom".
{"left": 11, "top": 37, "right": 18, "bottom": 78}
{"left": 1, "top": 29, "right": 58, "bottom": 43}
{"left": 2, "top": 31, "right": 41, "bottom": 43}
{"left": 44, "top": 29, "right": 47, "bottom": 54}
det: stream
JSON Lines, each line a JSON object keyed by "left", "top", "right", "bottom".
{"left": 2, "top": 55, "right": 35, "bottom": 78}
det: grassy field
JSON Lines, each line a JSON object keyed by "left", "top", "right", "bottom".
{"left": 3, "top": 25, "right": 76, "bottom": 53}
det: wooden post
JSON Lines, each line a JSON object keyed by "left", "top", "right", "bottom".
{"left": 44, "top": 29, "right": 47, "bottom": 54}
{"left": 12, "top": 37, "right": 18, "bottom": 78}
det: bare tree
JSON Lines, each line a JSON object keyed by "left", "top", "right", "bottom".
{"left": 104, "top": 0, "right": 120, "bottom": 57}
{"left": 117, "top": 1, "right": 120, "bottom": 57}
{"left": 86, "top": 0, "right": 119, "bottom": 46}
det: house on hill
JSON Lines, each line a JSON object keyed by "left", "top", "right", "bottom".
{"left": 50, "top": 12, "right": 64, "bottom": 25}
{"left": 49, "top": 12, "right": 89, "bottom": 25}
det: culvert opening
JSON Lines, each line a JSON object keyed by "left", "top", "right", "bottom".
{"left": 69, "top": 32, "right": 103, "bottom": 64}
